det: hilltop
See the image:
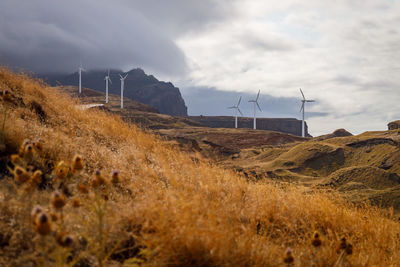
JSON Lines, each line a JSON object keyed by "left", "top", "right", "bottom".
{"left": 40, "top": 68, "right": 188, "bottom": 116}
{"left": 1, "top": 67, "right": 400, "bottom": 266}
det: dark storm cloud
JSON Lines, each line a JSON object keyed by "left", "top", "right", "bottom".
{"left": 181, "top": 86, "right": 327, "bottom": 118}
{"left": 124, "top": 0, "right": 238, "bottom": 36}
{"left": 0, "top": 0, "right": 235, "bottom": 75}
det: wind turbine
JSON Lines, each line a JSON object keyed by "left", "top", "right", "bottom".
{"left": 78, "top": 64, "right": 85, "bottom": 94}
{"left": 248, "top": 90, "right": 262, "bottom": 130}
{"left": 104, "top": 69, "right": 112, "bottom": 103}
{"left": 119, "top": 73, "right": 128, "bottom": 109}
{"left": 228, "top": 96, "right": 243, "bottom": 128}
{"left": 299, "top": 88, "right": 315, "bottom": 138}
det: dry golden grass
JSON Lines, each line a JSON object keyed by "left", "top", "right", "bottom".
{"left": 0, "top": 66, "right": 400, "bottom": 266}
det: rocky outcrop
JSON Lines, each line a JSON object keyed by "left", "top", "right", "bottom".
{"left": 314, "top": 128, "right": 353, "bottom": 141}
{"left": 40, "top": 68, "right": 188, "bottom": 116}
{"left": 388, "top": 120, "right": 400, "bottom": 130}
{"left": 188, "top": 116, "right": 309, "bottom": 137}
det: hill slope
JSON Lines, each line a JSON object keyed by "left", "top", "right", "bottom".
{"left": 1, "top": 67, "right": 400, "bottom": 266}
{"left": 218, "top": 128, "right": 400, "bottom": 209}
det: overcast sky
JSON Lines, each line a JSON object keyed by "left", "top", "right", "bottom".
{"left": 0, "top": 0, "right": 399, "bottom": 135}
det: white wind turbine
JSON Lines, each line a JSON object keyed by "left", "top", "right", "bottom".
{"left": 228, "top": 96, "right": 243, "bottom": 128}
{"left": 248, "top": 90, "right": 262, "bottom": 130}
{"left": 119, "top": 73, "right": 128, "bottom": 109}
{"left": 104, "top": 69, "right": 112, "bottom": 103}
{"left": 299, "top": 88, "right": 315, "bottom": 138}
{"left": 78, "top": 63, "right": 85, "bottom": 94}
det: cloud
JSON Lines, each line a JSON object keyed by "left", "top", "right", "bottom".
{"left": 0, "top": 0, "right": 212, "bottom": 75}
{"left": 176, "top": 0, "right": 400, "bottom": 135}
{"left": 123, "top": 0, "right": 239, "bottom": 36}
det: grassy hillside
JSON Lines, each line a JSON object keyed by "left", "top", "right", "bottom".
{"left": 220, "top": 128, "right": 400, "bottom": 211}
{"left": 1, "top": 67, "right": 400, "bottom": 266}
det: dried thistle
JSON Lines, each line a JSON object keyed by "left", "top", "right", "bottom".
{"left": 71, "top": 155, "right": 84, "bottom": 173}
{"left": 13, "top": 166, "right": 30, "bottom": 184}
{"left": 31, "top": 205, "right": 44, "bottom": 225}
{"left": 51, "top": 191, "right": 66, "bottom": 210}
{"left": 91, "top": 169, "right": 105, "bottom": 188}
{"left": 311, "top": 231, "right": 322, "bottom": 248}
{"left": 55, "top": 161, "right": 69, "bottom": 179}
{"left": 283, "top": 248, "right": 294, "bottom": 265}
{"left": 11, "top": 154, "right": 23, "bottom": 166}
{"left": 18, "top": 139, "right": 31, "bottom": 156}
{"left": 111, "top": 170, "right": 120, "bottom": 184}
{"left": 32, "top": 138, "right": 44, "bottom": 152}
{"left": 336, "top": 237, "right": 347, "bottom": 253}
{"left": 35, "top": 212, "right": 52, "bottom": 236}
{"left": 56, "top": 231, "right": 74, "bottom": 248}
{"left": 345, "top": 243, "right": 353, "bottom": 255}
{"left": 23, "top": 144, "right": 34, "bottom": 162}
{"left": 30, "top": 170, "right": 43, "bottom": 185}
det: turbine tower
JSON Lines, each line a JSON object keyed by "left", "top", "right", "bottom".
{"left": 228, "top": 96, "right": 243, "bottom": 128}
{"left": 78, "top": 64, "right": 85, "bottom": 94}
{"left": 299, "top": 88, "right": 315, "bottom": 138}
{"left": 119, "top": 73, "right": 128, "bottom": 109}
{"left": 248, "top": 90, "right": 262, "bottom": 130}
{"left": 104, "top": 69, "right": 112, "bottom": 103}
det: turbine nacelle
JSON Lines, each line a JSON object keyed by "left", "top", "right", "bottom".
{"left": 104, "top": 69, "right": 112, "bottom": 84}
{"left": 248, "top": 90, "right": 262, "bottom": 112}
{"left": 228, "top": 96, "right": 243, "bottom": 128}
{"left": 249, "top": 90, "right": 262, "bottom": 130}
{"left": 119, "top": 74, "right": 128, "bottom": 80}
{"left": 299, "top": 88, "right": 316, "bottom": 137}
{"left": 227, "top": 96, "right": 243, "bottom": 115}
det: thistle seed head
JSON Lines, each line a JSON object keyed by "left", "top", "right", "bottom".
{"left": 71, "top": 155, "right": 84, "bottom": 172}
{"left": 283, "top": 248, "right": 294, "bottom": 264}
{"left": 51, "top": 191, "right": 66, "bottom": 209}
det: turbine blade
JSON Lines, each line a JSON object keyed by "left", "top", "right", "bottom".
{"left": 256, "top": 102, "right": 262, "bottom": 112}
{"left": 238, "top": 108, "right": 243, "bottom": 116}
{"left": 124, "top": 74, "right": 129, "bottom": 79}
{"left": 108, "top": 69, "right": 110, "bottom": 76}
{"left": 299, "top": 102, "right": 304, "bottom": 112}
{"left": 119, "top": 74, "right": 123, "bottom": 79}
{"left": 109, "top": 78, "right": 112, "bottom": 84}
{"left": 237, "top": 96, "right": 242, "bottom": 107}
{"left": 306, "top": 100, "right": 315, "bottom": 102}
{"left": 300, "top": 88, "right": 305, "bottom": 100}
{"left": 228, "top": 106, "right": 235, "bottom": 109}
{"left": 256, "top": 90, "right": 260, "bottom": 101}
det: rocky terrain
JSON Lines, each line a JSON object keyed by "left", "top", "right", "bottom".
{"left": 388, "top": 120, "right": 400, "bottom": 130}
{"left": 40, "top": 68, "right": 188, "bottom": 116}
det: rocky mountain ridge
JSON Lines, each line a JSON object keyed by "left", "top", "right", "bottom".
{"left": 40, "top": 68, "right": 188, "bottom": 116}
